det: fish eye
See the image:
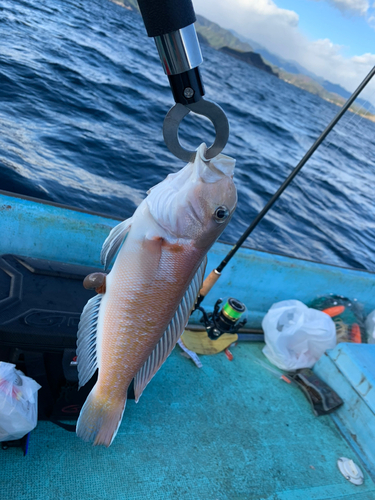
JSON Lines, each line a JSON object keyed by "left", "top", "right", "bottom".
{"left": 213, "top": 206, "right": 229, "bottom": 223}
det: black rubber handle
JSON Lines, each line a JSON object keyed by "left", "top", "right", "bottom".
{"left": 137, "top": 0, "right": 196, "bottom": 37}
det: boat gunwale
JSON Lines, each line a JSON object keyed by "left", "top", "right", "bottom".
{"left": 1, "top": 188, "right": 374, "bottom": 276}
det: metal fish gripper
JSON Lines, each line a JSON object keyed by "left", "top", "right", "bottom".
{"left": 137, "top": 0, "right": 230, "bottom": 162}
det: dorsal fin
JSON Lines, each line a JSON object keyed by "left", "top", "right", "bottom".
{"left": 76, "top": 294, "right": 102, "bottom": 389}
{"left": 134, "top": 256, "right": 207, "bottom": 402}
{"left": 100, "top": 217, "right": 132, "bottom": 269}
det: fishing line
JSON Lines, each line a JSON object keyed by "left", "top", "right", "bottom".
{"left": 197, "top": 66, "right": 375, "bottom": 304}
{"left": 287, "top": 84, "right": 375, "bottom": 211}
{"left": 263, "top": 81, "right": 375, "bottom": 248}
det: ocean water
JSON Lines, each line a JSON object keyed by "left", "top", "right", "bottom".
{"left": 1, "top": 0, "right": 375, "bottom": 271}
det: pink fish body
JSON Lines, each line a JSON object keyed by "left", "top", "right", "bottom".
{"left": 76, "top": 144, "right": 237, "bottom": 446}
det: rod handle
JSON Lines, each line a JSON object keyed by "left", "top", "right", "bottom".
{"left": 199, "top": 269, "right": 221, "bottom": 299}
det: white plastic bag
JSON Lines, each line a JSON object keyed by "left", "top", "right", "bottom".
{"left": 365, "top": 310, "right": 375, "bottom": 344}
{"left": 262, "top": 300, "right": 336, "bottom": 371}
{"left": 0, "top": 362, "right": 41, "bottom": 441}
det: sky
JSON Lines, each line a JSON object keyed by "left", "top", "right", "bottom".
{"left": 193, "top": 0, "right": 375, "bottom": 106}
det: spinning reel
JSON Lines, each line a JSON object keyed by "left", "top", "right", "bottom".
{"left": 198, "top": 297, "right": 247, "bottom": 340}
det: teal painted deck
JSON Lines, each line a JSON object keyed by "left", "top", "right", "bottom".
{"left": 2, "top": 343, "right": 375, "bottom": 500}
{"left": 315, "top": 344, "right": 375, "bottom": 480}
{"left": 2, "top": 191, "right": 375, "bottom": 498}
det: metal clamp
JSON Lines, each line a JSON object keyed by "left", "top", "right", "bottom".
{"left": 163, "top": 98, "right": 230, "bottom": 162}
{"left": 154, "top": 24, "right": 203, "bottom": 76}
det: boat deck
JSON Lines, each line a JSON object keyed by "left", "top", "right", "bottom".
{"left": 2, "top": 342, "right": 375, "bottom": 500}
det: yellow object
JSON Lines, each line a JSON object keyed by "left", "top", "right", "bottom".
{"left": 181, "top": 330, "right": 238, "bottom": 355}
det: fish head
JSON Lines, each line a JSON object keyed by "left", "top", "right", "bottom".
{"left": 146, "top": 144, "right": 237, "bottom": 247}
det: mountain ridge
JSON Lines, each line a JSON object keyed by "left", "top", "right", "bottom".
{"left": 112, "top": 0, "right": 375, "bottom": 121}
{"left": 230, "top": 29, "right": 375, "bottom": 114}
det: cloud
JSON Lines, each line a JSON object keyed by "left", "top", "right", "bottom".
{"left": 311, "top": 0, "right": 369, "bottom": 15}
{"left": 311, "top": 1, "right": 375, "bottom": 31}
{"left": 194, "top": 0, "right": 300, "bottom": 46}
{"left": 276, "top": 36, "right": 375, "bottom": 106}
{"left": 300, "top": 40, "right": 375, "bottom": 96}
{"left": 195, "top": 0, "right": 299, "bottom": 31}
{"left": 193, "top": 0, "right": 375, "bottom": 106}
{"left": 351, "top": 52, "right": 375, "bottom": 65}
{"left": 236, "top": 0, "right": 299, "bottom": 26}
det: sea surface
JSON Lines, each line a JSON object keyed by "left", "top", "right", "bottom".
{"left": 1, "top": 0, "right": 375, "bottom": 271}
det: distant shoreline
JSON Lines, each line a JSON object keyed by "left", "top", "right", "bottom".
{"left": 112, "top": 0, "right": 375, "bottom": 124}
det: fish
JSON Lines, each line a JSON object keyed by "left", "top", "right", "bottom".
{"left": 75, "top": 143, "right": 237, "bottom": 446}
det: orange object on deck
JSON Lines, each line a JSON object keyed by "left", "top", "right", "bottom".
{"left": 224, "top": 348, "right": 233, "bottom": 361}
{"left": 351, "top": 323, "right": 362, "bottom": 343}
{"left": 322, "top": 305, "right": 345, "bottom": 317}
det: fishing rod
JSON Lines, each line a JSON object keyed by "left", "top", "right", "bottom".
{"left": 197, "top": 65, "right": 375, "bottom": 306}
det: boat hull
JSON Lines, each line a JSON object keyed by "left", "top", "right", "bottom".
{"left": 2, "top": 190, "right": 375, "bottom": 328}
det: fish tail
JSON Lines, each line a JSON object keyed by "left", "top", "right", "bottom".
{"left": 76, "top": 385, "right": 127, "bottom": 447}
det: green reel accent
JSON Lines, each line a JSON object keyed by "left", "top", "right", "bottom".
{"left": 222, "top": 298, "right": 245, "bottom": 322}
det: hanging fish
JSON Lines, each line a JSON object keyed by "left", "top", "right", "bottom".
{"left": 76, "top": 144, "right": 237, "bottom": 446}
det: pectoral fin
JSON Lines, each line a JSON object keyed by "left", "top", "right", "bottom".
{"left": 76, "top": 294, "right": 102, "bottom": 389}
{"left": 134, "top": 256, "right": 207, "bottom": 402}
{"left": 100, "top": 217, "right": 133, "bottom": 269}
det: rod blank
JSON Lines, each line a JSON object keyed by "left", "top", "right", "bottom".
{"left": 198, "top": 65, "right": 375, "bottom": 302}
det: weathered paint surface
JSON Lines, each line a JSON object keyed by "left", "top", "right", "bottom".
{"left": 2, "top": 343, "right": 375, "bottom": 499}
{"left": 2, "top": 192, "right": 375, "bottom": 497}
{"left": 2, "top": 191, "right": 375, "bottom": 328}
{"left": 202, "top": 243, "right": 375, "bottom": 327}
{"left": 315, "top": 344, "right": 375, "bottom": 481}
{"left": 0, "top": 192, "right": 118, "bottom": 268}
